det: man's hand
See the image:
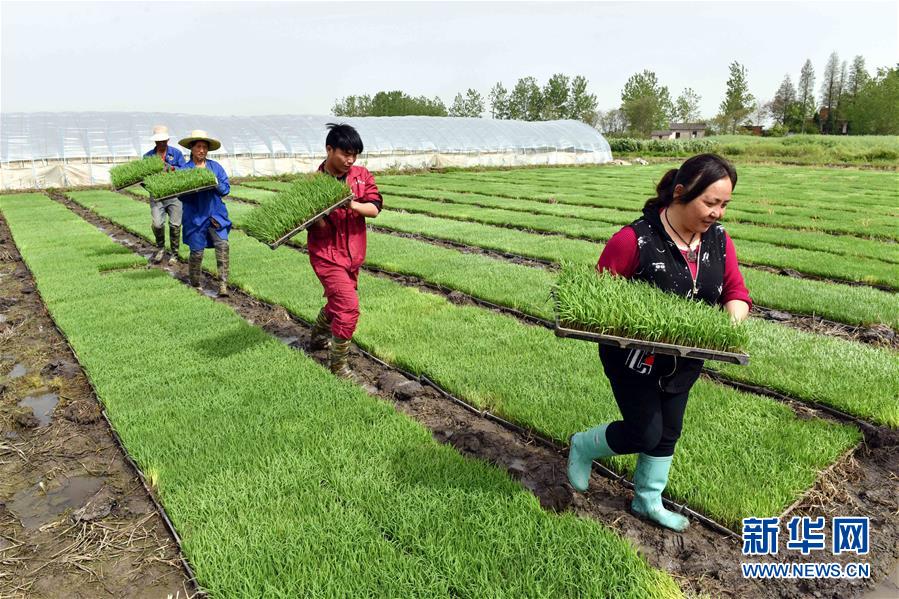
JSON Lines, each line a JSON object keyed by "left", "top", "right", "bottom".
{"left": 312, "top": 218, "right": 329, "bottom": 230}
{"left": 348, "top": 199, "right": 380, "bottom": 218}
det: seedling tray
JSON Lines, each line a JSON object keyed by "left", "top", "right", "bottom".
{"left": 554, "top": 317, "right": 749, "bottom": 365}
{"left": 267, "top": 195, "right": 353, "bottom": 249}
{"left": 149, "top": 184, "right": 218, "bottom": 203}
{"left": 112, "top": 180, "right": 142, "bottom": 192}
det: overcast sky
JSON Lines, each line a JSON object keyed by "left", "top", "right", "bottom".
{"left": 2, "top": 1, "right": 897, "bottom": 119}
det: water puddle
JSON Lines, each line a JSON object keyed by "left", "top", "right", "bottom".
{"left": 0, "top": 314, "right": 7, "bottom": 323}
{"left": 278, "top": 336, "right": 298, "bottom": 346}
{"left": 202, "top": 289, "right": 218, "bottom": 299}
{"left": 19, "top": 392, "right": 59, "bottom": 426}
{"left": 7, "top": 363, "right": 26, "bottom": 379}
{"left": 7, "top": 475, "right": 104, "bottom": 529}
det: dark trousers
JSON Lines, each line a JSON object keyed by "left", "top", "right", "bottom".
{"left": 600, "top": 347, "right": 694, "bottom": 457}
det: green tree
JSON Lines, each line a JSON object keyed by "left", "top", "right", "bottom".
{"left": 620, "top": 70, "right": 673, "bottom": 137}
{"left": 843, "top": 65, "right": 899, "bottom": 134}
{"left": 797, "top": 59, "right": 816, "bottom": 133}
{"left": 718, "top": 61, "right": 756, "bottom": 133}
{"left": 566, "top": 75, "right": 598, "bottom": 125}
{"left": 488, "top": 83, "right": 510, "bottom": 119}
{"left": 449, "top": 89, "right": 485, "bottom": 117}
{"left": 674, "top": 88, "right": 702, "bottom": 123}
{"left": 768, "top": 75, "right": 797, "bottom": 127}
{"left": 508, "top": 76, "right": 543, "bottom": 121}
{"left": 819, "top": 52, "right": 841, "bottom": 133}
{"left": 332, "top": 91, "right": 447, "bottom": 117}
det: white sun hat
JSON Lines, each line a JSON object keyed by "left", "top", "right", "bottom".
{"left": 178, "top": 129, "right": 222, "bottom": 152}
{"left": 151, "top": 125, "right": 171, "bottom": 142}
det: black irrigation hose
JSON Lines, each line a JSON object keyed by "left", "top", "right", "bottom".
{"left": 100, "top": 409, "right": 205, "bottom": 597}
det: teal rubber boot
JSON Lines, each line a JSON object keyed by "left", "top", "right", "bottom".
{"left": 567, "top": 423, "right": 616, "bottom": 492}
{"left": 630, "top": 453, "right": 689, "bottom": 532}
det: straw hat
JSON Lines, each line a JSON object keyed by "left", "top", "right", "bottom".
{"left": 178, "top": 129, "right": 222, "bottom": 152}
{"left": 151, "top": 125, "right": 171, "bottom": 142}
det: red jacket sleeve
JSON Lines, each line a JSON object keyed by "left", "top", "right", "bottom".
{"left": 721, "top": 232, "right": 752, "bottom": 308}
{"left": 356, "top": 168, "right": 383, "bottom": 211}
{"left": 597, "top": 226, "right": 639, "bottom": 277}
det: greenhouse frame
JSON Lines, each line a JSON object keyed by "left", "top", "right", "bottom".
{"left": 0, "top": 113, "right": 613, "bottom": 190}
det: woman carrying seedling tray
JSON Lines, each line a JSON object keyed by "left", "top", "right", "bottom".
{"left": 177, "top": 130, "right": 232, "bottom": 296}
{"left": 307, "top": 123, "right": 383, "bottom": 379}
{"left": 567, "top": 153, "right": 751, "bottom": 532}
{"left": 144, "top": 125, "right": 186, "bottom": 265}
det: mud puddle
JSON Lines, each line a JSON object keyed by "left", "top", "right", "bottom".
{"left": 8, "top": 475, "right": 103, "bottom": 529}
{"left": 18, "top": 392, "right": 59, "bottom": 426}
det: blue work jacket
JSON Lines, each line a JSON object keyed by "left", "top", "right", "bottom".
{"left": 180, "top": 159, "right": 231, "bottom": 251}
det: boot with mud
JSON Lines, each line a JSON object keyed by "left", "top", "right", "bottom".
{"left": 215, "top": 243, "right": 229, "bottom": 296}
{"left": 188, "top": 251, "right": 204, "bottom": 289}
{"left": 308, "top": 308, "right": 332, "bottom": 351}
{"left": 329, "top": 335, "right": 355, "bottom": 379}
{"left": 168, "top": 224, "right": 181, "bottom": 265}
{"left": 151, "top": 226, "right": 165, "bottom": 263}
{"left": 630, "top": 453, "right": 690, "bottom": 532}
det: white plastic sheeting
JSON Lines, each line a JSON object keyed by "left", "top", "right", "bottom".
{"left": 1, "top": 112, "right": 612, "bottom": 189}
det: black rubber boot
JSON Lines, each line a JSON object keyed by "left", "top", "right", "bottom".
{"left": 188, "top": 251, "right": 204, "bottom": 288}
{"left": 168, "top": 225, "right": 181, "bottom": 265}
{"left": 309, "top": 308, "right": 332, "bottom": 351}
{"left": 151, "top": 226, "right": 165, "bottom": 263}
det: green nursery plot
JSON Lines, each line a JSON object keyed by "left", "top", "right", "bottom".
{"left": 554, "top": 264, "right": 749, "bottom": 353}
{"left": 143, "top": 167, "right": 218, "bottom": 199}
{"left": 376, "top": 184, "right": 899, "bottom": 265}
{"left": 65, "top": 190, "right": 860, "bottom": 526}
{"left": 384, "top": 196, "right": 899, "bottom": 289}
{"left": 242, "top": 174, "right": 351, "bottom": 245}
{"left": 371, "top": 211, "right": 899, "bottom": 328}
{"left": 108, "top": 156, "right": 166, "bottom": 189}
{"left": 2, "top": 193, "right": 681, "bottom": 598}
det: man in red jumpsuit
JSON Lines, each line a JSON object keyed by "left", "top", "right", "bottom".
{"left": 307, "top": 123, "right": 383, "bottom": 378}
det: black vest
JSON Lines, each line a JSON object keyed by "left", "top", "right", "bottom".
{"left": 598, "top": 206, "right": 728, "bottom": 394}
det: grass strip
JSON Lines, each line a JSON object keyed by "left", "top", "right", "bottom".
{"left": 372, "top": 211, "right": 899, "bottom": 328}
{"left": 66, "top": 190, "right": 861, "bottom": 526}
{"left": 382, "top": 196, "right": 899, "bottom": 289}
{"left": 143, "top": 167, "right": 217, "bottom": 199}
{"left": 2, "top": 192, "right": 681, "bottom": 598}
{"left": 554, "top": 264, "right": 749, "bottom": 353}
{"left": 109, "top": 156, "right": 166, "bottom": 189}
{"left": 242, "top": 174, "right": 351, "bottom": 244}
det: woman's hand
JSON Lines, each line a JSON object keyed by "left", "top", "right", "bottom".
{"left": 725, "top": 299, "right": 750, "bottom": 324}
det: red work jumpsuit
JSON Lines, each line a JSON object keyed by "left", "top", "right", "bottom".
{"left": 307, "top": 162, "right": 383, "bottom": 339}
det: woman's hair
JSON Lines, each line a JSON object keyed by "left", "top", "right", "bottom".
{"left": 644, "top": 153, "right": 737, "bottom": 210}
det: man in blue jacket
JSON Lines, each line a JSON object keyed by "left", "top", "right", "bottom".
{"left": 144, "top": 125, "right": 186, "bottom": 264}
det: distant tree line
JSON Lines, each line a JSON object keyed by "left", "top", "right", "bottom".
{"left": 332, "top": 57, "right": 898, "bottom": 136}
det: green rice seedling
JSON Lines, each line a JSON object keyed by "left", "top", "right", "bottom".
{"left": 554, "top": 263, "right": 749, "bottom": 353}
{"left": 67, "top": 190, "right": 861, "bottom": 524}
{"left": 242, "top": 173, "right": 351, "bottom": 245}
{"left": 108, "top": 156, "right": 166, "bottom": 189}
{"left": 4, "top": 193, "right": 681, "bottom": 598}
{"left": 143, "top": 167, "right": 218, "bottom": 199}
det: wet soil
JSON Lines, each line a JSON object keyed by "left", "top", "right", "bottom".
{"left": 53, "top": 195, "right": 899, "bottom": 598}
{"left": 0, "top": 216, "right": 195, "bottom": 598}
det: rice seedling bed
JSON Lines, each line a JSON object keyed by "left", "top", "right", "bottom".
{"left": 143, "top": 167, "right": 218, "bottom": 200}
{"left": 371, "top": 210, "right": 899, "bottom": 328}
{"left": 242, "top": 174, "right": 353, "bottom": 248}
{"left": 2, "top": 192, "right": 681, "bottom": 598}
{"left": 109, "top": 156, "right": 166, "bottom": 190}
{"left": 376, "top": 185, "right": 899, "bottom": 265}
{"left": 553, "top": 264, "right": 750, "bottom": 363}
{"left": 65, "top": 189, "right": 861, "bottom": 526}
{"left": 177, "top": 194, "right": 898, "bottom": 426}
{"left": 383, "top": 196, "right": 899, "bottom": 289}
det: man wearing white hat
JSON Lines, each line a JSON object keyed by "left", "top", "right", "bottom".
{"left": 144, "top": 125, "right": 186, "bottom": 264}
